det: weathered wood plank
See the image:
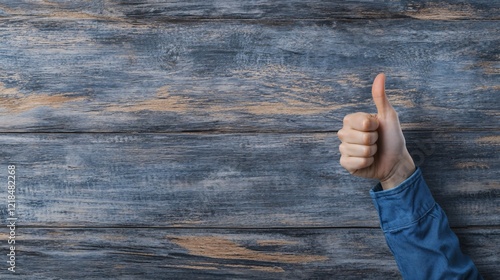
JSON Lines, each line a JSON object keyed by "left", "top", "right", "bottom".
{"left": 2, "top": 227, "right": 497, "bottom": 279}
{"left": 0, "top": 2, "right": 496, "bottom": 279}
{"left": 0, "top": 18, "right": 498, "bottom": 132}
{"left": 0, "top": 0, "right": 498, "bottom": 20}
{"left": 1, "top": 131, "right": 497, "bottom": 228}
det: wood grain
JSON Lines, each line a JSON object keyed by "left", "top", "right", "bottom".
{"left": 0, "top": 1, "right": 498, "bottom": 278}
{"left": 2, "top": 131, "right": 497, "bottom": 228}
{"left": 1, "top": 0, "right": 498, "bottom": 20}
{"left": 0, "top": 17, "right": 497, "bottom": 132}
{"left": 1, "top": 227, "right": 497, "bottom": 279}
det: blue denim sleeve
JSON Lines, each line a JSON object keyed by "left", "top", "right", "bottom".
{"left": 370, "top": 167, "right": 482, "bottom": 280}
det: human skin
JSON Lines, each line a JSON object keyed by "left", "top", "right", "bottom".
{"left": 337, "top": 73, "right": 415, "bottom": 190}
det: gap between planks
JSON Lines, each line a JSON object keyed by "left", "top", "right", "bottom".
{"left": 13, "top": 225, "right": 500, "bottom": 230}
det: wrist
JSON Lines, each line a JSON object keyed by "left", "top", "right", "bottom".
{"left": 380, "top": 151, "right": 416, "bottom": 190}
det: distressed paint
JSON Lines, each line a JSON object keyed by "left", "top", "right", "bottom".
{"left": 0, "top": 16, "right": 498, "bottom": 132}
{"left": 0, "top": 131, "right": 497, "bottom": 228}
{"left": 167, "top": 235, "right": 328, "bottom": 263}
{"left": 0, "top": 0, "right": 497, "bottom": 278}
{"left": 8, "top": 228, "right": 500, "bottom": 278}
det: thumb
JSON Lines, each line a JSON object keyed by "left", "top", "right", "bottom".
{"left": 371, "top": 73, "right": 394, "bottom": 117}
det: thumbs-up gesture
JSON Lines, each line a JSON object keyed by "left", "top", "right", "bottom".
{"left": 338, "top": 73, "right": 415, "bottom": 190}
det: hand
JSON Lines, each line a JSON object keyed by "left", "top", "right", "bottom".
{"left": 338, "top": 73, "right": 415, "bottom": 190}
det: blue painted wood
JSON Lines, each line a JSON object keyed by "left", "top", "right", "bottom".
{"left": 0, "top": 0, "right": 497, "bottom": 278}
{"left": 1, "top": 131, "right": 497, "bottom": 228}
{"left": 0, "top": 11, "right": 497, "bottom": 132}
{"left": 6, "top": 228, "right": 499, "bottom": 279}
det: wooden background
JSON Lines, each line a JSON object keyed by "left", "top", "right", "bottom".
{"left": 0, "top": 0, "right": 498, "bottom": 279}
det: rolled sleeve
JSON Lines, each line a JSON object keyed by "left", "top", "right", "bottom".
{"left": 369, "top": 167, "right": 435, "bottom": 232}
{"left": 369, "top": 167, "right": 482, "bottom": 279}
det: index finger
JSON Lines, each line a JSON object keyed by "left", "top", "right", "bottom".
{"left": 343, "top": 112, "right": 379, "bottom": 132}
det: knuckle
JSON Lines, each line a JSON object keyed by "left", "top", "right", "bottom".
{"left": 337, "top": 129, "right": 344, "bottom": 140}
{"left": 343, "top": 115, "right": 350, "bottom": 126}
{"left": 371, "top": 131, "right": 378, "bottom": 144}
{"left": 362, "top": 118, "right": 371, "bottom": 131}
{"left": 363, "top": 133, "right": 372, "bottom": 145}
{"left": 339, "top": 155, "right": 348, "bottom": 168}
{"left": 362, "top": 146, "right": 372, "bottom": 157}
{"left": 338, "top": 143, "right": 346, "bottom": 153}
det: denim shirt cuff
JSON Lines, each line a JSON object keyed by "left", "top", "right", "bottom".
{"left": 369, "top": 167, "right": 436, "bottom": 232}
